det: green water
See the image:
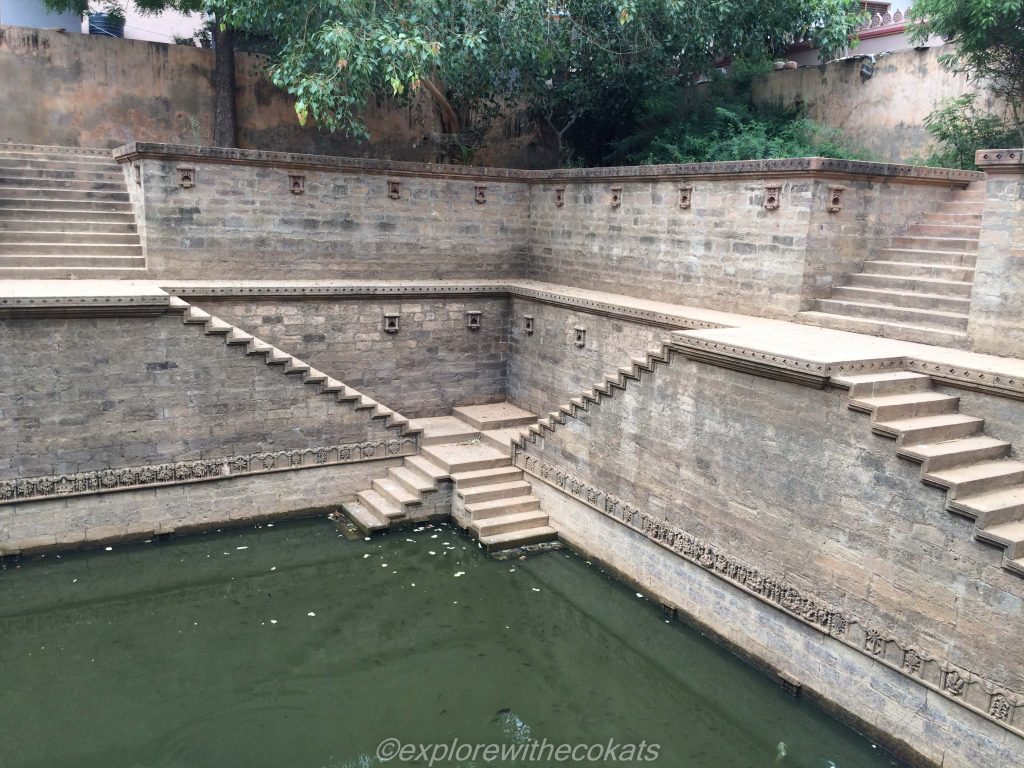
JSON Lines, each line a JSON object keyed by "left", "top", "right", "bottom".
{"left": 0, "top": 519, "right": 903, "bottom": 768}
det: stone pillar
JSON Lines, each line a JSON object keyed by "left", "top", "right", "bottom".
{"left": 968, "top": 149, "right": 1024, "bottom": 358}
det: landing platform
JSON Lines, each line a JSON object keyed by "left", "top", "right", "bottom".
{"left": 452, "top": 402, "right": 537, "bottom": 430}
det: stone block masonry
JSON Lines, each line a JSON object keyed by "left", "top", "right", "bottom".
{"left": 0, "top": 313, "right": 398, "bottom": 481}
{"left": 194, "top": 296, "right": 510, "bottom": 418}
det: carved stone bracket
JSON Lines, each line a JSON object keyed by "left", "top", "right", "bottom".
{"left": 515, "top": 453, "right": 1024, "bottom": 738}
{"left": 0, "top": 439, "right": 417, "bottom": 505}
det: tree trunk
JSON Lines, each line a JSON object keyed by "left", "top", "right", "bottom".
{"left": 213, "top": 25, "right": 238, "bottom": 148}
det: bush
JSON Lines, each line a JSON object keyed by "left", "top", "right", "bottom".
{"left": 920, "top": 95, "right": 1020, "bottom": 169}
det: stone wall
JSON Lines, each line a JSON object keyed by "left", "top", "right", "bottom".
{"left": 122, "top": 147, "right": 531, "bottom": 280}
{"left": 0, "top": 313, "right": 397, "bottom": 480}
{"left": 527, "top": 170, "right": 962, "bottom": 318}
{"left": 507, "top": 297, "right": 667, "bottom": 417}
{"left": 752, "top": 45, "right": 1009, "bottom": 164}
{"left": 0, "top": 25, "right": 553, "bottom": 167}
{"left": 516, "top": 354, "right": 1024, "bottom": 766}
{"left": 194, "top": 296, "right": 511, "bottom": 418}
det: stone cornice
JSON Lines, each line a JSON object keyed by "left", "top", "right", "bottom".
{"left": 975, "top": 148, "right": 1023, "bottom": 173}
{"left": 0, "top": 292, "right": 169, "bottom": 317}
{"left": 114, "top": 142, "right": 983, "bottom": 186}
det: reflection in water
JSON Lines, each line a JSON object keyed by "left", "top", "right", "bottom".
{"left": 0, "top": 519, "right": 902, "bottom": 768}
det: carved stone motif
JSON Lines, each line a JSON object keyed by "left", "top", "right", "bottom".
{"left": 678, "top": 184, "right": 693, "bottom": 209}
{"left": 466, "top": 311, "right": 482, "bottom": 330}
{"left": 388, "top": 179, "right": 401, "bottom": 199}
{"left": 826, "top": 185, "right": 845, "bottom": 212}
{"left": 763, "top": 183, "right": 781, "bottom": 210}
{"left": 610, "top": 186, "right": 623, "bottom": 208}
{"left": 574, "top": 327, "right": 587, "bottom": 347}
{"left": 383, "top": 313, "right": 400, "bottom": 334}
{"left": 177, "top": 167, "right": 195, "bottom": 188}
{"left": 289, "top": 174, "right": 305, "bottom": 194}
{"left": 474, "top": 184, "right": 487, "bottom": 204}
{"left": 554, "top": 187, "right": 565, "bottom": 207}
{"left": 515, "top": 454, "right": 1024, "bottom": 738}
{"left": 524, "top": 315, "right": 534, "bottom": 335}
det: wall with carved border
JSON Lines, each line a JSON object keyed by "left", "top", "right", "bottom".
{"left": 514, "top": 353, "right": 1024, "bottom": 765}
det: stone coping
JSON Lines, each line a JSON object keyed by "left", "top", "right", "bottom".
{"left": 0, "top": 279, "right": 169, "bottom": 315}
{"left": 113, "top": 142, "right": 983, "bottom": 185}
{"left": 0, "top": 141, "right": 114, "bottom": 158}
{"left": 976, "top": 148, "right": 1023, "bottom": 171}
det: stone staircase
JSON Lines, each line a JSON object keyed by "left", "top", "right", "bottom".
{"left": 515, "top": 343, "right": 673, "bottom": 449}
{"left": 799, "top": 184, "right": 984, "bottom": 346}
{"left": 0, "top": 143, "right": 144, "bottom": 277}
{"left": 344, "top": 402, "right": 558, "bottom": 551}
{"left": 835, "top": 370, "right": 1024, "bottom": 577}
{"left": 167, "top": 296, "right": 419, "bottom": 439}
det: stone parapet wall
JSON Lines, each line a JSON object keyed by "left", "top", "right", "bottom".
{"left": 515, "top": 352, "right": 1024, "bottom": 766}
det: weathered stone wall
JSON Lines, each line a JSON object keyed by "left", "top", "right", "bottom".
{"left": 126, "top": 152, "right": 531, "bottom": 280}
{"left": 752, "top": 45, "right": 1010, "bottom": 164}
{"left": 527, "top": 175, "right": 958, "bottom": 318}
{"left": 517, "top": 355, "right": 1024, "bottom": 765}
{"left": 0, "top": 25, "right": 553, "bottom": 167}
{"left": 195, "top": 296, "right": 511, "bottom": 418}
{"left": 506, "top": 297, "right": 667, "bottom": 417}
{"left": 968, "top": 155, "right": 1024, "bottom": 359}
{"left": 0, "top": 313, "right": 396, "bottom": 480}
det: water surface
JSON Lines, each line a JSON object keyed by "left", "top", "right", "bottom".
{"left": 0, "top": 519, "right": 903, "bottom": 768}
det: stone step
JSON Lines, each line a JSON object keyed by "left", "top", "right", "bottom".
{"left": 924, "top": 460, "right": 1024, "bottom": 500}
{"left": 0, "top": 230, "right": 140, "bottom": 244}
{"left": 450, "top": 465, "right": 524, "bottom": 488}
{"left": 452, "top": 402, "right": 538, "bottom": 430}
{"left": 849, "top": 391, "right": 960, "bottom": 421}
{"left": 480, "top": 426, "right": 531, "bottom": 454}
{"left": 814, "top": 299, "right": 968, "bottom": 331}
{"left": 0, "top": 166, "right": 124, "bottom": 182}
{"left": 459, "top": 480, "right": 534, "bottom": 505}
{"left": 875, "top": 248, "right": 976, "bottom": 267}
{"left": 340, "top": 500, "right": 388, "bottom": 534}
{"left": 0, "top": 242, "right": 142, "bottom": 255}
{"left": 0, "top": 265, "right": 148, "bottom": 278}
{"left": 422, "top": 443, "right": 509, "bottom": 474}
{"left": 372, "top": 476, "right": 422, "bottom": 508}
{"left": 949, "top": 486, "right": 1024, "bottom": 528}
{"left": 0, "top": 206, "right": 135, "bottom": 222}
{"left": 845, "top": 273, "right": 973, "bottom": 297}
{"left": 0, "top": 186, "right": 129, "bottom": 202}
{"left": 407, "top": 415, "right": 480, "bottom": 445}
{"left": 830, "top": 286, "right": 970, "bottom": 313}
{"left": 473, "top": 509, "right": 549, "bottom": 536}
{"left": 797, "top": 311, "right": 969, "bottom": 346}
{"left": 898, "top": 436, "right": 1012, "bottom": 472}
{"left": 356, "top": 489, "right": 405, "bottom": 523}
{"left": 477, "top": 525, "right": 558, "bottom": 552}
{"left": 405, "top": 454, "right": 450, "bottom": 483}
{"left": 0, "top": 151, "right": 116, "bottom": 168}
{"left": 0, "top": 176, "right": 126, "bottom": 192}
{"left": 390, "top": 465, "right": 437, "bottom": 495}
{"left": 860, "top": 260, "right": 975, "bottom": 281}
{"left": 977, "top": 520, "right": 1024, "bottom": 559}
{"left": 920, "top": 212, "right": 982, "bottom": 226}
{"left": 0, "top": 254, "right": 145, "bottom": 269}
{"left": 907, "top": 223, "right": 982, "bottom": 239}
{"left": 935, "top": 203, "right": 983, "bottom": 216}
{"left": 0, "top": 219, "right": 137, "bottom": 233}
{"left": 466, "top": 495, "right": 541, "bottom": 521}
{"left": 0, "top": 196, "right": 131, "bottom": 211}
{"left": 891, "top": 235, "right": 978, "bottom": 252}
{"left": 872, "top": 412, "right": 984, "bottom": 445}
{"left": 834, "top": 371, "right": 932, "bottom": 398}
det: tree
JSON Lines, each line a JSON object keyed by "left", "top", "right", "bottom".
{"left": 46, "top": 0, "right": 239, "bottom": 147}
{"left": 210, "top": 0, "right": 863, "bottom": 163}
{"left": 909, "top": 0, "right": 1024, "bottom": 144}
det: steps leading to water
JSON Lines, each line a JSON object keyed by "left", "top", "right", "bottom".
{"left": 798, "top": 184, "right": 984, "bottom": 346}
{"left": 835, "top": 370, "right": 1024, "bottom": 577}
{"left": 0, "top": 143, "right": 145, "bottom": 278}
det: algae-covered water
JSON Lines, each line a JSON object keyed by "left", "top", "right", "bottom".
{"left": 0, "top": 518, "right": 903, "bottom": 768}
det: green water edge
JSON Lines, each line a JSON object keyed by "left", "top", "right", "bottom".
{"left": 0, "top": 517, "right": 904, "bottom": 768}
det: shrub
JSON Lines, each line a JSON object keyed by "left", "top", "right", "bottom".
{"left": 920, "top": 95, "right": 1020, "bottom": 169}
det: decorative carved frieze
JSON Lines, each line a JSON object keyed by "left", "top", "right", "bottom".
{"left": 514, "top": 453, "right": 1024, "bottom": 737}
{"left": 0, "top": 438, "right": 416, "bottom": 505}
{"left": 176, "top": 167, "right": 195, "bottom": 188}
{"left": 288, "top": 174, "right": 305, "bottom": 194}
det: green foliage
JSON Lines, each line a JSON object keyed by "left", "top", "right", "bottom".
{"left": 207, "top": 0, "right": 865, "bottom": 156}
{"left": 606, "top": 71, "right": 867, "bottom": 165}
{"left": 919, "top": 95, "right": 1020, "bottom": 169}
{"left": 909, "top": 0, "right": 1024, "bottom": 142}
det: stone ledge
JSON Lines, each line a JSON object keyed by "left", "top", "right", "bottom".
{"left": 976, "top": 148, "right": 1024, "bottom": 172}
{"left": 115, "top": 142, "right": 984, "bottom": 186}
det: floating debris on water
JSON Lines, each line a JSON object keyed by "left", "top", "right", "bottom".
{"left": 454, "top": 571, "right": 466, "bottom": 578}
